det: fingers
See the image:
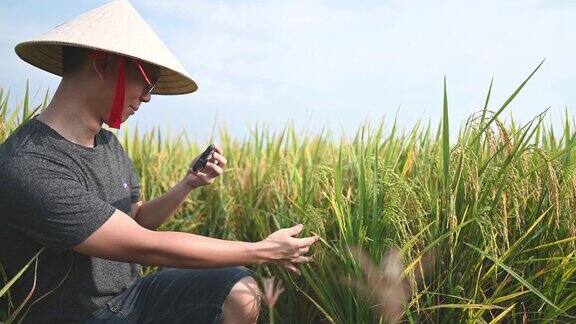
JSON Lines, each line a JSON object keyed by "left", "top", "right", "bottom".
{"left": 288, "top": 246, "right": 313, "bottom": 260}
{"left": 188, "top": 161, "right": 223, "bottom": 182}
{"left": 280, "top": 248, "right": 300, "bottom": 258}
{"left": 285, "top": 223, "right": 304, "bottom": 236}
{"left": 291, "top": 255, "right": 314, "bottom": 264}
{"left": 210, "top": 152, "right": 227, "bottom": 167}
{"left": 280, "top": 240, "right": 315, "bottom": 263}
{"left": 295, "top": 235, "right": 319, "bottom": 248}
{"left": 204, "top": 162, "right": 223, "bottom": 176}
{"left": 281, "top": 261, "right": 301, "bottom": 275}
{"left": 189, "top": 144, "right": 225, "bottom": 170}
{"left": 213, "top": 143, "right": 224, "bottom": 155}
{"left": 278, "top": 256, "right": 314, "bottom": 275}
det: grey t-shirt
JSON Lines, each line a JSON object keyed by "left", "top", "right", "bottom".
{"left": 0, "top": 115, "right": 142, "bottom": 323}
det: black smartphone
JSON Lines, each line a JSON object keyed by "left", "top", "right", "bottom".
{"left": 192, "top": 144, "right": 216, "bottom": 172}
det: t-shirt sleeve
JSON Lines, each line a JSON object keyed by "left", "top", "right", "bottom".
{"left": 0, "top": 157, "right": 116, "bottom": 254}
{"left": 126, "top": 156, "right": 141, "bottom": 203}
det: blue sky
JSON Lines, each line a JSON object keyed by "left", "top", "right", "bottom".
{"left": 1, "top": 0, "right": 574, "bottom": 142}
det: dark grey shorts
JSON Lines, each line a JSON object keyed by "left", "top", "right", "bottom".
{"left": 80, "top": 266, "right": 253, "bottom": 324}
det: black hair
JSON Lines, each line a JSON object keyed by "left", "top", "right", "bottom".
{"left": 61, "top": 45, "right": 89, "bottom": 76}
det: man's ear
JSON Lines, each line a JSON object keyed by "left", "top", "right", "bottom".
{"left": 90, "top": 54, "right": 111, "bottom": 79}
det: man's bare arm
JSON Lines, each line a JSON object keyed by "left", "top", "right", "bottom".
{"left": 75, "top": 209, "right": 259, "bottom": 267}
{"left": 133, "top": 147, "right": 228, "bottom": 230}
{"left": 73, "top": 209, "right": 317, "bottom": 271}
{"left": 132, "top": 179, "right": 192, "bottom": 230}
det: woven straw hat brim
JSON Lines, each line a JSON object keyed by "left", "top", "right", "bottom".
{"left": 14, "top": 0, "right": 198, "bottom": 95}
{"left": 15, "top": 41, "right": 197, "bottom": 95}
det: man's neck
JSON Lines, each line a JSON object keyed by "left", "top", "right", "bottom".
{"left": 37, "top": 78, "right": 104, "bottom": 148}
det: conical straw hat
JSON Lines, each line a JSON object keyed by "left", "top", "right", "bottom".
{"left": 14, "top": 0, "right": 197, "bottom": 95}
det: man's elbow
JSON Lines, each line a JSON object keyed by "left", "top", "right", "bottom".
{"left": 132, "top": 208, "right": 162, "bottom": 232}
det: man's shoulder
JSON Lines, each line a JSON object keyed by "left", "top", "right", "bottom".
{"left": 0, "top": 119, "right": 39, "bottom": 163}
{"left": 0, "top": 147, "right": 67, "bottom": 183}
{"left": 0, "top": 120, "right": 70, "bottom": 176}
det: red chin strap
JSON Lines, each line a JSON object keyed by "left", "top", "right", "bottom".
{"left": 90, "top": 50, "right": 126, "bottom": 129}
{"left": 108, "top": 56, "right": 125, "bottom": 129}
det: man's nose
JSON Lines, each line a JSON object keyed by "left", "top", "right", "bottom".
{"left": 140, "top": 93, "right": 151, "bottom": 103}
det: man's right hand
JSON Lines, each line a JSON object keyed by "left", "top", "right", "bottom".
{"left": 255, "top": 224, "right": 319, "bottom": 275}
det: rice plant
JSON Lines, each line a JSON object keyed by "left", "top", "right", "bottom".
{"left": 1, "top": 63, "right": 576, "bottom": 323}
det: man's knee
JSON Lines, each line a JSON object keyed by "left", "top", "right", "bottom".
{"left": 223, "top": 276, "right": 261, "bottom": 324}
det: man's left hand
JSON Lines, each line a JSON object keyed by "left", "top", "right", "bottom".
{"left": 184, "top": 144, "right": 227, "bottom": 189}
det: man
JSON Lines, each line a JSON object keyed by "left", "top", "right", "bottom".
{"left": 0, "top": 1, "right": 318, "bottom": 323}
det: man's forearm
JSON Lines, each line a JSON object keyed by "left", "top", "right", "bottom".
{"left": 134, "top": 179, "right": 193, "bottom": 230}
{"left": 140, "top": 231, "right": 267, "bottom": 268}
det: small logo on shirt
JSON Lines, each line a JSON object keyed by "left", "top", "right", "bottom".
{"left": 123, "top": 182, "right": 129, "bottom": 190}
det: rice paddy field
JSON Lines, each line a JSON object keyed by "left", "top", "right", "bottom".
{"left": 1, "top": 66, "right": 576, "bottom": 323}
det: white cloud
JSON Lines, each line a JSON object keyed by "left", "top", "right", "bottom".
{"left": 1, "top": 0, "right": 574, "bottom": 139}
{"left": 141, "top": 0, "right": 576, "bottom": 100}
